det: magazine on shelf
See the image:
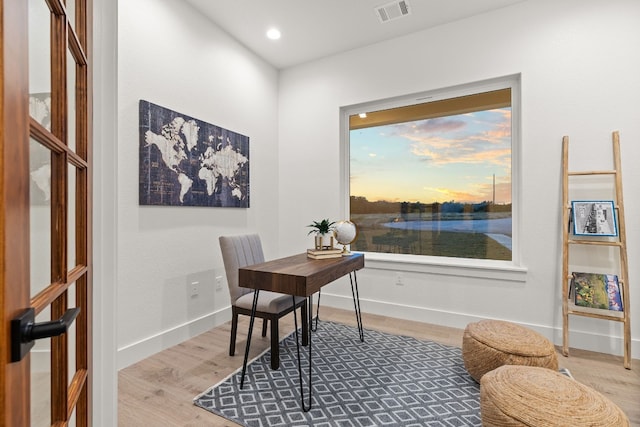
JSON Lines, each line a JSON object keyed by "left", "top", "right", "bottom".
{"left": 572, "top": 272, "right": 623, "bottom": 311}
{"left": 568, "top": 276, "right": 575, "bottom": 302}
{"left": 570, "top": 200, "right": 618, "bottom": 237}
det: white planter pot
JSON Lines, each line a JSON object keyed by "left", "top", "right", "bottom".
{"left": 314, "top": 234, "right": 334, "bottom": 250}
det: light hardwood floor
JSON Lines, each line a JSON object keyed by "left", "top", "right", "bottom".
{"left": 118, "top": 307, "right": 640, "bottom": 426}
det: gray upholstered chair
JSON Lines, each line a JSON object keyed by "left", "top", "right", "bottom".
{"left": 219, "top": 234, "right": 308, "bottom": 370}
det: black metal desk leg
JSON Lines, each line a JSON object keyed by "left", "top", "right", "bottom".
{"left": 349, "top": 271, "right": 364, "bottom": 342}
{"left": 240, "top": 290, "right": 260, "bottom": 389}
{"left": 292, "top": 295, "right": 313, "bottom": 412}
{"left": 311, "top": 291, "right": 321, "bottom": 332}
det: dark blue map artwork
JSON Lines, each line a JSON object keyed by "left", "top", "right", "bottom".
{"left": 139, "top": 100, "right": 249, "bottom": 207}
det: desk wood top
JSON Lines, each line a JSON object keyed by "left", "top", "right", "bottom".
{"left": 239, "top": 252, "right": 364, "bottom": 297}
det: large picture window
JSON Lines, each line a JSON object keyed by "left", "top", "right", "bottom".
{"left": 345, "top": 78, "right": 518, "bottom": 262}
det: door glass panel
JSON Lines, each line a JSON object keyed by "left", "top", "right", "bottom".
{"left": 68, "top": 164, "right": 76, "bottom": 270}
{"left": 30, "top": 138, "right": 52, "bottom": 294}
{"left": 67, "top": 49, "right": 77, "bottom": 152}
{"left": 30, "top": 137, "right": 52, "bottom": 426}
{"left": 31, "top": 309, "right": 51, "bottom": 427}
{"left": 28, "top": 0, "right": 52, "bottom": 130}
{"left": 66, "top": 0, "right": 76, "bottom": 29}
{"left": 69, "top": 406, "right": 77, "bottom": 427}
{"left": 68, "top": 283, "right": 77, "bottom": 386}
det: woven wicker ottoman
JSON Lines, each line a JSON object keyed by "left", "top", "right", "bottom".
{"left": 480, "top": 365, "right": 629, "bottom": 426}
{"left": 462, "top": 319, "right": 558, "bottom": 382}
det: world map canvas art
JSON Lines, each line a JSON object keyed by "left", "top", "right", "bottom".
{"left": 139, "top": 100, "right": 249, "bottom": 207}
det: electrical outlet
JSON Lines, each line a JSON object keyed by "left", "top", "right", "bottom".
{"left": 395, "top": 273, "right": 404, "bottom": 286}
{"left": 190, "top": 281, "right": 199, "bottom": 297}
{"left": 215, "top": 276, "right": 223, "bottom": 291}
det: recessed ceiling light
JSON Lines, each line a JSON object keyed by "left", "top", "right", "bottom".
{"left": 359, "top": 113, "right": 367, "bottom": 118}
{"left": 266, "top": 28, "right": 281, "bottom": 40}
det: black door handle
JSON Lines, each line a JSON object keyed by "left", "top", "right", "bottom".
{"left": 10, "top": 307, "right": 80, "bottom": 362}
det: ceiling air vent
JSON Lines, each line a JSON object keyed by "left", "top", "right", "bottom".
{"left": 375, "top": 0, "right": 410, "bottom": 23}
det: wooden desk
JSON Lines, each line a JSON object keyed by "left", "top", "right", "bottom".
{"left": 238, "top": 252, "right": 365, "bottom": 411}
{"left": 239, "top": 252, "right": 364, "bottom": 296}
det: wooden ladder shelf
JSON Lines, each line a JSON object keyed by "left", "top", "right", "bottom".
{"left": 561, "top": 131, "right": 631, "bottom": 369}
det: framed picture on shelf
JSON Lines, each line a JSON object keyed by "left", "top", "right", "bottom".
{"left": 571, "top": 200, "right": 618, "bottom": 236}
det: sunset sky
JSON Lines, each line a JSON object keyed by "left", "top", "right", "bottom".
{"left": 350, "top": 108, "right": 512, "bottom": 204}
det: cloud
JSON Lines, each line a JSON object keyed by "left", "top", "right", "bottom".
{"left": 421, "top": 177, "right": 511, "bottom": 204}
{"left": 410, "top": 138, "right": 510, "bottom": 168}
{"left": 470, "top": 109, "right": 511, "bottom": 142}
{"left": 423, "top": 187, "right": 484, "bottom": 204}
{"left": 473, "top": 180, "right": 511, "bottom": 204}
{"left": 403, "top": 109, "right": 512, "bottom": 167}
{"left": 410, "top": 117, "right": 466, "bottom": 133}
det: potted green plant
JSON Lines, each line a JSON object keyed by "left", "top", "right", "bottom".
{"left": 307, "top": 218, "right": 336, "bottom": 250}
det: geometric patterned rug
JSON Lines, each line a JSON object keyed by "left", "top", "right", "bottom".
{"left": 194, "top": 321, "right": 481, "bottom": 426}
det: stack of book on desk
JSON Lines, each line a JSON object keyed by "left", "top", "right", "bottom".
{"left": 307, "top": 248, "right": 343, "bottom": 259}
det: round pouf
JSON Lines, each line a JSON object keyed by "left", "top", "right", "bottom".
{"left": 480, "top": 365, "right": 630, "bottom": 426}
{"left": 462, "top": 319, "right": 558, "bottom": 382}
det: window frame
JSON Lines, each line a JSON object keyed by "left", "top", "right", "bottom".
{"left": 339, "top": 74, "right": 526, "bottom": 282}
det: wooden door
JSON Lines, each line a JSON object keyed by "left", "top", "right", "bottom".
{"left": 1, "top": 0, "right": 92, "bottom": 425}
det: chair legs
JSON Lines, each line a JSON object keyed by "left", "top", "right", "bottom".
{"left": 229, "top": 309, "right": 239, "bottom": 356}
{"left": 268, "top": 301, "right": 309, "bottom": 369}
{"left": 270, "top": 316, "right": 279, "bottom": 369}
{"left": 230, "top": 300, "right": 308, "bottom": 369}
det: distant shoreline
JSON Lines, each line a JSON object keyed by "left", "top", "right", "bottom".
{"left": 382, "top": 217, "right": 512, "bottom": 236}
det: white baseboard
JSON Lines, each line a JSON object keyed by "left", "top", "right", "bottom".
{"left": 320, "top": 292, "right": 639, "bottom": 360}
{"left": 113, "top": 294, "right": 637, "bottom": 371}
{"left": 117, "top": 307, "right": 231, "bottom": 370}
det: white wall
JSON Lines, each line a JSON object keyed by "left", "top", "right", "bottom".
{"left": 277, "top": 0, "right": 640, "bottom": 357}
{"left": 116, "top": 0, "right": 280, "bottom": 368}
{"left": 93, "top": 0, "right": 118, "bottom": 422}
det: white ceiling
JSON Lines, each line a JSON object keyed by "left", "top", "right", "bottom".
{"left": 184, "top": 0, "right": 526, "bottom": 69}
